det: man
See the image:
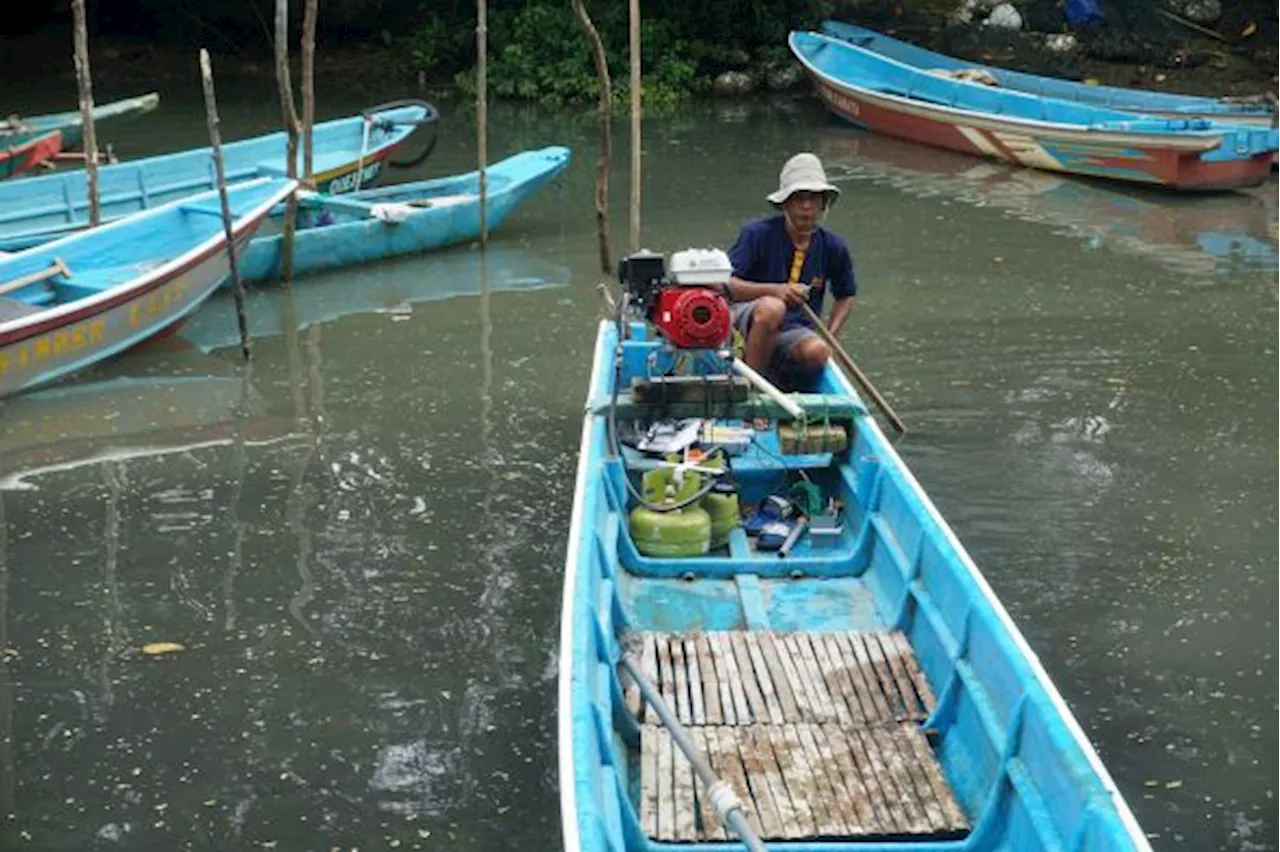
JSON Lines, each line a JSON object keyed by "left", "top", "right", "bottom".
{"left": 726, "top": 152, "right": 856, "bottom": 390}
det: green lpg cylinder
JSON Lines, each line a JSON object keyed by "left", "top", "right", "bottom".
{"left": 629, "top": 467, "right": 712, "bottom": 558}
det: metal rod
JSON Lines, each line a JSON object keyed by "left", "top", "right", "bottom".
{"left": 70, "top": 0, "right": 100, "bottom": 227}
{"left": 731, "top": 357, "right": 804, "bottom": 420}
{"left": 198, "top": 48, "right": 253, "bottom": 362}
{"left": 619, "top": 654, "right": 769, "bottom": 852}
{"left": 778, "top": 517, "right": 807, "bottom": 558}
{"left": 798, "top": 301, "right": 906, "bottom": 435}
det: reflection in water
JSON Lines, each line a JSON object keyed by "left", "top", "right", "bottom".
{"left": 0, "top": 494, "right": 12, "bottom": 820}
{"left": 817, "top": 129, "right": 1278, "bottom": 280}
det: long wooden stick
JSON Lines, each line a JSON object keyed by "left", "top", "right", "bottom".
{"left": 477, "top": 0, "right": 488, "bottom": 248}
{"left": 571, "top": 0, "right": 612, "bottom": 276}
{"left": 300, "top": 0, "right": 317, "bottom": 183}
{"left": 799, "top": 301, "right": 906, "bottom": 434}
{"left": 275, "top": 0, "right": 301, "bottom": 283}
{"left": 628, "top": 0, "right": 641, "bottom": 253}
{"left": 199, "top": 49, "right": 252, "bottom": 362}
{"left": 0, "top": 259, "right": 70, "bottom": 298}
{"left": 70, "top": 0, "right": 100, "bottom": 227}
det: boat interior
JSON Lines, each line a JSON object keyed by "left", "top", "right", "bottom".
{"left": 566, "top": 321, "right": 1139, "bottom": 850}
{"left": 0, "top": 178, "right": 283, "bottom": 321}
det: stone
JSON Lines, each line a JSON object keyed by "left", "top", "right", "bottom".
{"left": 984, "top": 3, "right": 1023, "bottom": 29}
{"left": 765, "top": 63, "right": 804, "bottom": 91}
{"left": 1044, "top": 33, "right": 1079, "bottom": 53}
{"left": 1181, "top": 0, "right": 1221, "bottom": 24}
{"left": 713, "top": 71, "right": 754, "bottom": 96}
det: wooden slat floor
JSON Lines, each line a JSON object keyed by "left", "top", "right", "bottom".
{"left": 628, "top": 630, "right": 969, "bottom": 843}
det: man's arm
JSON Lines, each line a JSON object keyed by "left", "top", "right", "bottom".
{"left": 827, "top": 295, "right": 854, "bottom": 336}
{"left": 727, "top": 276, "right": 806, "bottom": 305}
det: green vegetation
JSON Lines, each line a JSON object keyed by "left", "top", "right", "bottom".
{"left": 409, "top": 0, "right": 839, "bottom": 107}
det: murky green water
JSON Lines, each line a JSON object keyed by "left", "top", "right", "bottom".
{"left": 0, "top": 78, "right": 1275, "bottom": 851}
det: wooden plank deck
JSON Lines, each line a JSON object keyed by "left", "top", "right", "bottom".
{"left": 633, "top": 630, "right": 968, "bottom": 843}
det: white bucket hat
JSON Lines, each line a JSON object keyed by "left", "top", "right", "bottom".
{"left": 766, "top": 152, "right": 840, "bottom": 207}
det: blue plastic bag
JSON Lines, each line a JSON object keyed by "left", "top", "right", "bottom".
{"left": 1065, "top": 0, "right": 1104, "bottom": 26}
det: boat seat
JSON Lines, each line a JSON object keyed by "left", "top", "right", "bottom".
{"left": 627, "top": 629, "right": 969, "bottom": 842}
{"left": 0, "top": 297, "right": 44, "bottom": 322}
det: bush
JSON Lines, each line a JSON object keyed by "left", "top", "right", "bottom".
{"left": 410, "top": 0, "right": 838, "bottom": 106}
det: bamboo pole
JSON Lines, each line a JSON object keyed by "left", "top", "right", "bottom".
{"left": 70, "top": 0, "right": 100, "bottom": 227}
{"left": 275, "top": 0, "right": 301, "bottom": 283}
{"left": 628, "top": 0, "right": 641, "bottom": 253}
{"left": 301, "top": 0, "right": 317, "bottom": 182}
{"left": 477, "top": 0, "right": 488, "bottom": 248}
{"left": 571, "top": 0, "right": 612, "bottom": 276}
{"left": 198, "top": 49, "right": 253, "bottom": 362}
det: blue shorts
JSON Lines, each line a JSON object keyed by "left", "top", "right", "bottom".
{"left": 730, "top": 301, "right": 817, "bottom": 366}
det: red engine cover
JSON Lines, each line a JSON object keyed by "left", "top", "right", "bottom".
{"left": 652, "top": 286, "right": 732, "bottom": 349}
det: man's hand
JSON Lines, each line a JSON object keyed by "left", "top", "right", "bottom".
{"left": 776, "top": 283, "right": 808, "bottom": 307}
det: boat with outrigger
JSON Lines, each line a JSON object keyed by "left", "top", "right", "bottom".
{"left": 558, "top": 248, "right": 1152, "bottom": 850}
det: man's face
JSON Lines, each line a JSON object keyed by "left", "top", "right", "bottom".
{"left": 782, "top": 190, "right": 825, "bottom": 234}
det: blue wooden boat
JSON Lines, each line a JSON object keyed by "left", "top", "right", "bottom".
{"left": 791, "top": 30, "right": 1277, "bottom": 190}
{"left": 0, "top": 101, "right": 436, "bottom": 252}
{"left": 820, "top": 21, "right": 1277, "bottom": 127}
{"left": 182, "top": 243, "right": 572, "bottom": 353}
{"left": 234, "top": 146, "right": 571, "bottom": 284}
{"left": 0, "top": 176, "right": 296, "bottom": 398}
{"left": 0, "top": 92, "right": 161, "bottom": 151}
{"left": 559, "top": 311, "right": 1152, "bottom": 849}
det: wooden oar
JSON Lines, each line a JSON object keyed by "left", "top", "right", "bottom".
{"left": 0, "top": 258, "right": 70, "bottom": 299}
{"left": 798, "top": 300, "right": 906, "bottom": 435}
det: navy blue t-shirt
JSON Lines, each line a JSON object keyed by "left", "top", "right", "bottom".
{"left": 727, "top": 215, "right": 856, "bottom": 329}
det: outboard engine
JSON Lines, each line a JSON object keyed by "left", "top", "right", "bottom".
{"left": 617, "top": 248, "right": 733, "bottom": 349}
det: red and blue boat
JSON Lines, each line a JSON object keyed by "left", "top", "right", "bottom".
{"left": 789, "top": 30, "right": 1278, "bottom": 191}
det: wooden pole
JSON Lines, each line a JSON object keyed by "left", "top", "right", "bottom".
{"left": 477, "top": 0, "right": 488, "bottom": 248}
{"left": 199, "top": 49, "right": 253, "bottom": 362}
{"left": 301, "top": 0, "right": 317, "bottom": 182}
{"left": 628, "top": 0, "right": 641, "bottom": 253}
{"left": 571, "top": 0, "right": 612, "bottom": 276}
{"left": 798, "top": 301, "right": 906, "bottom": 435}
{"left": 275, "top": 0, "right": 301, "bottom": 283}
{"left": 70, "top": 0, "right": 100, "bottom": 227}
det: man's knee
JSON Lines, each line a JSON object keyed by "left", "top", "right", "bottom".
{"left": 791, "top": 337, "right": 830, "bottom": 370}
{"left": 750, "top": 296, "right": 787, "bottom": 329}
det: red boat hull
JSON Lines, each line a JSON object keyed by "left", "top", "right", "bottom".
{"left": 0, "top": 131, "right": 63, "bottom": 180}
{"left": 809, "top": 75, "right": 1274, "bottom": 192}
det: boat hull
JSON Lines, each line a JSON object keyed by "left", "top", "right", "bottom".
{"left": 820, "top": 20, "right": 1277, "bottom": 128}
{"left": 0, "top": 179, "right": 294, "bottom": 398}
{"left": 810, "top": 74, "right": 1275, "bottom": 191}
{"left": 0, "top": 130, "right": 63, "bottom": 180}
{"left": 236, "top": 146, "right": 572, "bottom": 284}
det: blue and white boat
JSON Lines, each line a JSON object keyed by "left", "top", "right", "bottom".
{"left": 234, "top": 146, "right": 571, "bottom": 284}
{"left": 0, "top": 176, "right": 296, "bottom": 398}
{"left": 820, "top": 20, "right": 1277, "bottom": 127}
{"left": 0, "top": 101, "right": 436, "bottom": 252}
{"left": 559, "top": 311, "right": 1152, "bottom": 849}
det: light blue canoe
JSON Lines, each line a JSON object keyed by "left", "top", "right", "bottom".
{"left": 0, "top": 92, "right": 161, "bottom": 150}
{"left": 559, "top": 318, "right": 1152, "bottom": 850}
{"left": 0, "top": 176, "right": 296, "bottom": 398}
{"left": 234, "top": 145, "right": 572, "bottom": 284}
{"left": 820, "top": 20, "right": 1276, "bottom": 127}
{"left": 0, "top": 101, "right": 436, "bottom": 252}
{"left": 183, "top": 242, "right": 573, "bottom": 353}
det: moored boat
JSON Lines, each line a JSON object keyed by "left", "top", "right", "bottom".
{"left": 0, "top": 100, "right": 437, "bottom": 251}
{"left": 789, "top": 30, "right": 1277, "bottom": 191}
{"left": 820, "top": 20, "right": 1277, "bottom": 128}
{"left": 0, "top": 130, "right": 62, "bottom": 180}
{"left": 0, "top": 176, "right": 296, "bottom": 398}
{"left": 234, "top": 145, "right": 572, "bottom": 284}
{"left": 559, "top": 250, "right": 1152, "bottom": 850}
{"left": 0, "top": 92, "right": 161, "bottom": 151}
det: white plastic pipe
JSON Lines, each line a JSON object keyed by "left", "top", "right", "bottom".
{"left": 731, "top": 358, "right": 804, "bottom": 420}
